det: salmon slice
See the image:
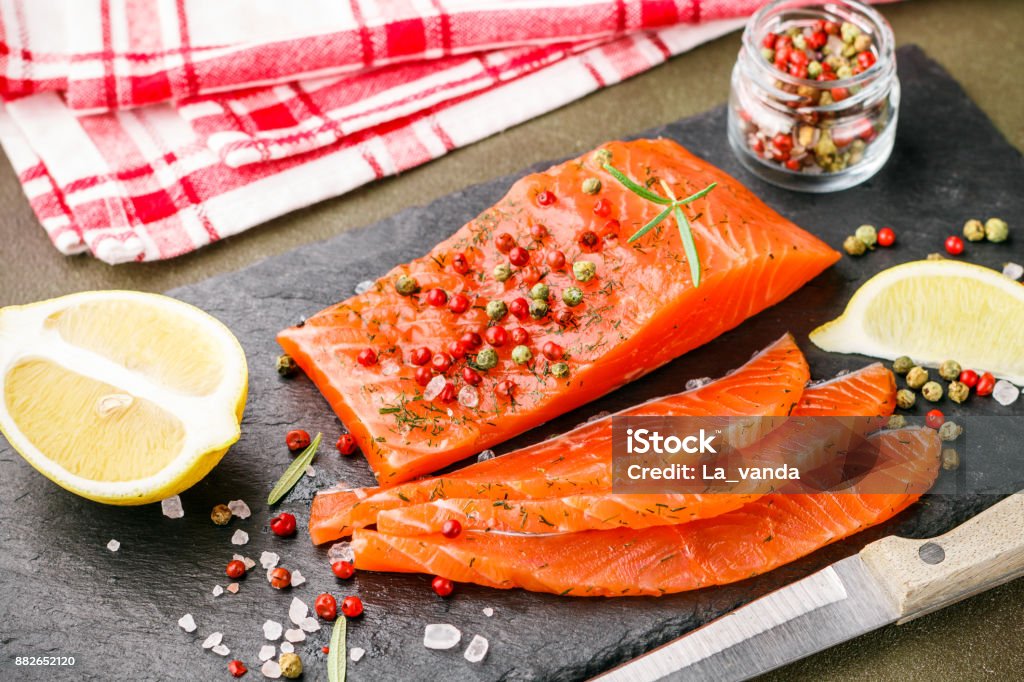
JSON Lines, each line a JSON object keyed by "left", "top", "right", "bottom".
{"left": 352, "top": 428, "right": 940, "bottom": 596}
{"left": 278, "top": 139, "right": 839, "bottom": 483}
{"left": 308, "top": 333, "right": 810, "bottom": 544}
{"left": 373, "top": 366, "right": 895, "bottom": 536}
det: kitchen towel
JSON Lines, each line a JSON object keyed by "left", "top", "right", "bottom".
{"left": 0, "top": 1, "right": 771, "bottom": 264}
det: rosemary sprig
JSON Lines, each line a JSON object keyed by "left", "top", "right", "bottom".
{"left": 267, "top": 432, "right": 321, "bottom": 505}
{"left": 602, "top": 162, "right": 716, "bottom": 287}
{"left": 327, "top": 615, "right": 347, "bottom": 682}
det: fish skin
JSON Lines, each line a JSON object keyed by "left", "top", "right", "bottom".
{"left": 279, "top": 139, "right": 839, "bottom": 484}
{"left": 308, "top": 333, "right": 811, "bottom": 544}
{"left": 351, "top": 428, "right": 939, "bottom": 596}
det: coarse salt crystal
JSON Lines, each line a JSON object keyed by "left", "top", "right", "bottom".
{"left": 161, "top": 495, "right": 184, "bottom": 518}
{"left": 227, "top": 499, "right": 251, "bottom": 519}
{"left": 476, "top": 450, "right": 495, "bottom": 463}
{"left": 231, "top": 529, "right": 249, "bottom": 545}
{"left": 305, "top": 465, "right": 316, "bottom": 478}
{"left": 279, "top": 642, "right": 294, "bottom": 654}
{"left": 226, "top": 583, "right": 239, "bottom": 594}
{"left": 258, "top": 645, "right": 276, "bottom": 661}
{"left": 284, "top": 628, "right": 306, "bottom": 643}
{"left": 260, "top": 551, "right": 280, "bottom": 569}
{"left": 381, "top": 361, "right": 401, "bottom": 376}
{"left": 178, "top": 614, "right": 197, "bottom": 632}
{"left": 423, "top": 375, "right": 446, "bottom": 401}
{"left": 263, "top": 620, "right": 283, "bottom": 641}
{"left": 993, "top": 380, "right": 1020, "bottom": 406}
{"left": 327, "top": 542, "right": 354, "bottom": 563}
{"left": 350, "top": 647, "right": 365, "bottom": 662}
{"left": 261, "top": 660, "right": 282, "bottom": 679}
{"left": 354, "top": 279, "right": 374, "bottom": 294}
{"left": 202, "top": 632, "right": 222, "bottom": 649}
{"left": 212, "top": 585, "right": 224, "bottom": 597}
{"left": 288, "top": 598, "right": 308, "bottom": 625}
{"left": 457, "top": 385, "right": 479, "bottom": 408}
{"left": 290, "top": 569, "right": 306, "bottom": 587}
{"left": 300, "top": 617, "right": 320, "bottom": 633}
{"left": 464, "top": 634, "right": 489, "bottom": 663}
{"left": 685, "top": 377, "right": 711, "bottom": 391}
{"left": 233, "top": 554, "right": 256, "bottom": 570}
{"left": 1003, "top": 262, "right": 1023, "bottom": 281}
{"left": 423, "top": 624, "right": 461, "bottom": 650}
{"left": 107, "top": 539, "right": 120, "bottom": 552}
{"left": 211, "top": 644, "right": 230, "bottom": 656}
{"left": 482, "top": 607, "right": 494, "bottom": 617}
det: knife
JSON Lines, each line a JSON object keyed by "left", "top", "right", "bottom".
{"left": 593, "top": 493, "right": 1024, "bottom": 681}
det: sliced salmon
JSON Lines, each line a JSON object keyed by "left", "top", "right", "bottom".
{"left": 352, "top": 428, "right": 940, "bottom": 596}
{"left": 308, "top": 333, "right": 810, "bottom": 544}
{"left": 278, "top": 139, "right": 839, "bottom": 484}
{"left": 795, "top": 363, "right": 896, "bottom": 417}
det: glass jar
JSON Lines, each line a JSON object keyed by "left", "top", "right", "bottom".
{"left": 727, "top": 0, "right": 899, "bottom": 193}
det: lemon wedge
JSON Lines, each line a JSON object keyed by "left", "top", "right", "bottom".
{"left": 811, "top": 260, "right": 1024, "bottom": 383}
{"left": 0, "top": 291, "right": 247, "bottom": 505}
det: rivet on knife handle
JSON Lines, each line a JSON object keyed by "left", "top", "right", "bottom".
{"left": 860, "top": 493, "right": 1024, "bottom": 623}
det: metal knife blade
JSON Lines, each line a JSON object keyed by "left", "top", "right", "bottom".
{"left": 591, "top": 554, "right": 900, "bottom": 682}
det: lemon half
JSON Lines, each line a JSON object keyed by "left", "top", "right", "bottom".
{"left": 811, "top": 260, "right": 1024, "bottom": 384}
{"left": 0, "top": 291, "right": 247, "bottom": 505}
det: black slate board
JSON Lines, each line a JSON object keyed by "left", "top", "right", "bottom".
{"left": 2, "top": 46, "right": 1023, "bottom": 682}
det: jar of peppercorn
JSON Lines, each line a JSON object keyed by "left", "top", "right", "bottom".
{"left": 727, "top": 0, "right": 899, "bottom": 192}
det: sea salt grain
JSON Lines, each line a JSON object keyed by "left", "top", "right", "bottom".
{"left": 289, "top": 598, "right": 308, "bottom": 625}
{"left": 258, "top": 645, "right": 276, "bottom": 661}
{"left": 279, "top": 642, "right": 295, "bottom": 654}
{"left": 305, "top": 465, "right": 316, "bottom": 478}
{"left": 327, "top": 542, "right": 354, "bottom": 563}
{"left": 261, "top": 660, "right": 282, "bottom": 679}
{"left": 350, "top": 647, "right": 365, "bottom": 662}
{"left": 260, "top": 551, "right": 280, "bottom": 569}
{"left": 231, "top": 530, "right": 249, "bottom": 545}
{"left": 458, "top": 385, "right": 479, "bottom": 408}
{"left": 354, "top": 280, "right": 374, "bottom": 294}
{"left": 993, "top": 380, "right": 1020, "bottom": 406}
{"left": 233, "top": 554, "right": 255, "bottom": 570}
{"left": 685, "top": 377, "right": 711, "bottom": 391}
{"left": 290, "top": 569, "right": 306, "bottom": 587}
{"left": 423, "top": 375, "right": 447, "bottom": 401}
{"left": 284, "top": 628, "right": 306, "bottom": 643}
{"left": 423, "top": 624, "right": 461, "bottom": 650}
{"left": 212, "top": 644, "right": 230, "bottom": 656}
{"left": 226, "top": 583, "right": 240, "bottom": 594}
{"left": 178, "top": 614, "right": 197, "bottom": 632}
{"left": 161, "top": 495, "right": 184, "bottom": 518}
{"left": 263, "top": 620, "right": 283, "bottom": 641}
{"left": 227, "top": 499, "right": 251, "bottom": 519}
{"left": 464, "top": 634, "right": 489, "bottom": 663}
{"left": 202, "top": 632, "right": 223, "bottom": 649}
{"left": 381, "top": 361, "right": 401, "bottom": 376}
{"left": 300, "top": 617, "right": 320, "bottom": 633}
{"left": 212, "top": 585, "right": 224, "bottom": 597}
{"left": 476, "top": 450, "right": 495, "bottom": 463}
{"left": 107, "top": 539, "right": 120, "bottom": 552}
{"left": 482, "top": 607, "right": 494, "bottom": 617}
{"left": 1003, "top": 262, "right": 1023, "bottom": 281}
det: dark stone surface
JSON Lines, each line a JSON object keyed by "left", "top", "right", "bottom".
{"left": 1, "top": 46, "right": 1021, "bottom": 681}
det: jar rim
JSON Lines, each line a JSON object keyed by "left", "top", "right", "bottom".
{"left": 742, "top": 0, "right": 896, "bottom": 93}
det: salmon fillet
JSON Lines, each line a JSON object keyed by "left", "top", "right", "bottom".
{"left": 308, "top": 333, "right": 812, "bottom": 544}
{"left": 278, "top": 139, "right": 839, "bottom": 483}
{"left": 352, "top": 428, "right": 939, "bottom": 596}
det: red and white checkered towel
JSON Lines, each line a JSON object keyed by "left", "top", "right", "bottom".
{"left": 0, "top": 1, "right": 771, "bottom": 264}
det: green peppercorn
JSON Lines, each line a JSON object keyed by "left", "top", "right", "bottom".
{"left": 926, "top": 252, "right": 945, "bottom": 261}
{"left": 562, "top": 286, "right": 584, "bottom": 307}
{"left": 572, "top": 260, "right": 597, "bottom": 282}
{"left": 921, "top": 381, "right": 943, "bottom": 402}
{"left": 210, "top": 504, "right": 232, "bottom": 526}
{"left": 592, "top": 149, "right": 613, "bottom": 165}
{"left": 762, "top": 47, "right": 775, "bottom": 62}
{"left": 475, "top": 348, "right": 498, "bottom": 370}
{"left": 276, "top": 354, "right": 299, "bottom": 378}
{"left": 530, "top": 283, "right": 550, "bottom": 301}
{"left": 905, "top": 366, "right": 928, "bottom": 389}
{"left": 807, "top": 60, "right": 822, "bottom": 78}
{"left": 887, "top": 414, "right": 907, "bottom": 429}
{"left": 852, "top": 33, "right": 872, "bottom": 53}
{"left": 511, "top": 345, "right": 533, "bottom": 365}
{"left": 279, "top": 652, "right": 302, "bottom": 679}
{"left": 493, "top": 263, "right": 512, "bottom": 282}
{"left": 896, "top": 389, "right": 916, "bottom": 410}
{"left": 962, "top": 219, "right": 985, "bottom": 242}
{"left": 985, "top": 217, "right": 1009, "bottom": 242}
{"left": 843, "top": 235, "right": 866, "bottom": 256}
{"left": 836, "top": 64, "right": 854, "bottom": 79}
{"left": 892, "top": 356, "right": 914, "bottom": 375}
{"left": 948, "top": 381, "right": 970, "bottom": 404}
{"left": 792, "top": 34, "right": 807, "bottom": 50}
{"left": 938, "top": 359, "right": 962, "bottom": 381}
{"left": 941, "top": 448, "right": 960, "bottom": 470}
{"left": 840, "top": 21, "right": 860, "bottom": 44}
{"left": 486, "top": 300, "right": 508, "bottom": 320}
{"left": 582, "top": 178, "right": 602, "bottom": 195}
{"left": 855, "top": 224, "right": 877, "bottom": 248}
{"left": 529, "top": 299, "right": 549, "bottom": 320}
{"left": 395, "top": 275, "right": 420, "bottom": 296}
{"left": 550, "top": 362, "right": 570, "bottom": 379}
{"left": 938, "top": 421, "right": 962, "bottom": 442}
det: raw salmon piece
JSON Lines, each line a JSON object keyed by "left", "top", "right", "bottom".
{"left": 352, "top": 428, "right": 940, "bottom": 596}
{"left": 308, "top": 333, "right": 810, "bottom": 544}
{"left": 796, "top": 363, "right": 897, "bottom": 417}
{"left": 278, "top": 139, "right": 839, "bottom": 484}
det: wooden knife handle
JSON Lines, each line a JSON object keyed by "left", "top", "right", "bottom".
{"left": 860, "top": 493, "right": 1024, "bottom": 622}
